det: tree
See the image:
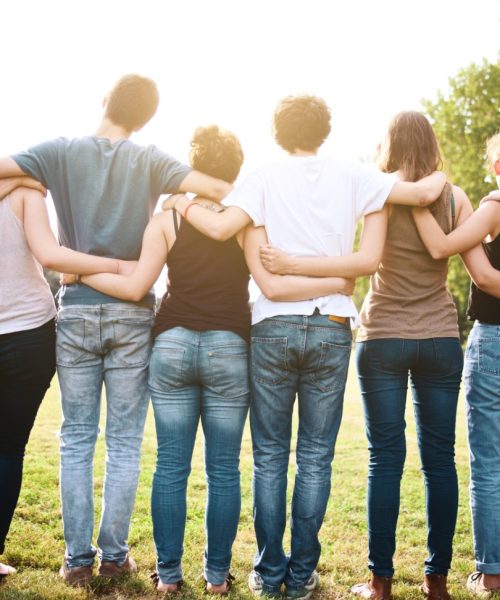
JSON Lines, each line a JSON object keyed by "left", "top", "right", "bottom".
{"left": 422, "top": 55, "right": 500, "bottom": 340}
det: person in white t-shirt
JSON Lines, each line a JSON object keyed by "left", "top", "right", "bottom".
{"left": 163, "top": 95, "right": 447, "bottom": 600}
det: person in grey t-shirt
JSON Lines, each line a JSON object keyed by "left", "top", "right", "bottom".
{"left": 0, "top": 74, "right": 233, "bottom": 587}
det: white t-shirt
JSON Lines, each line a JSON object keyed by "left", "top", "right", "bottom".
{"left": 224, "top": 155, "right": 396, "bottom": 325}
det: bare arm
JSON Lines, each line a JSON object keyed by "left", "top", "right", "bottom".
{"left": 244, "top": 226, "right": 355, "bottom": 301}
{"left": 412, "top": 186, "right": 500, "bottom": 259}
{"left": 163, "top": 194, "right": 252, "bottom": 241}
{"left": 177, "top": 170, "right": 233, "bottom": 202}
{"left": 81, "top": 214, "right": 168, "bottom": 302}
{"left": 259, "top": 208, "right": 388, "bottom": 277}
{"left": 454, "top": 193, "right": 500, "bottom": 299}
{"left": 386, "top": 171, "right": 447, "bottom": 207}
{"left": 1, "top": 176, "right": 46, "bottom": 201}
{"left": 21, "top": 189, "right": 121, "bottom": 274}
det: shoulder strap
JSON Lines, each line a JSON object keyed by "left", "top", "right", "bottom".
{"left": 172, "top": 209, "right": 179, "bottom": 235}
{"left": 450, "top": 191, "right": 455, "bottom": 230}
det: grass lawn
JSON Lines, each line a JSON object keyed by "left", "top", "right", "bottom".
{"left": 1, "top": 357, "right": 475, "bottom": 600}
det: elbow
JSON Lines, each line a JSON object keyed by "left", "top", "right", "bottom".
{"left": 418, "top": 186, "right": 437, "bottom": 207}
{"left": 211, "top": 180, "right": 232, "bottom": 202}
{"left": 211, "top": 224, "right": 233, "bottom": 242}
{"left": 37, "top": 253, "right": 57, "bottom": 270}
{"left": 473, "top": 270, "right": 495, "bottom": 295}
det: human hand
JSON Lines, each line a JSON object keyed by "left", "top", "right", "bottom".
{"left": 117, "top": 260, "right": 138, "bottom": 275}
{"left": 21, "top": 177, "right": 47, "bottom": 197}
{"left": 336, "top": 277, "right": 356, "bottom": 296}
{"left": 162, "top": 193, "right": 186, "bottom": 211}
{"left": 60, "top": 273, "right": 78, "bottom": 286}
{"left": 259, "top": 244, "right": 293, "bottom": 274}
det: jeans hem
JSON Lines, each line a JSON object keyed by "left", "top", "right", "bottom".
{"left": 204, "top": 566, "right": 230, "bottom": 586}
{"left": 158, "top": 565, "right": 183, "bottom": 584}
{"left": 476, "top": 561, "right": 500, "bottom": 575}
{"left": 370, "top": 567, "right": 394, "bottom": 578}
{"left": 100, "top": 551, "right": 129, "bottom": 565}
{"left": 424, "top": 567, "right": 449, "bottom": 576}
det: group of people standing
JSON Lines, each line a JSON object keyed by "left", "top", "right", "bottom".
{"left": 0, "top": 74, "right": 499, "bottom": 600}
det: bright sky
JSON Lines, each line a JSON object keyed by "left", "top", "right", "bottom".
{"left": 1, "top": 0, "right": 498, "bottom": 172}
{"left": 1, "top": 0, "right": 498, "bottom": 297}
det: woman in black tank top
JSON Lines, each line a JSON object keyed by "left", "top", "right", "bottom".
{"left": 411, "top": 132, "right": 500, "bottom": 596}
{"left": 79, "top": 123, "right": 356, "bottom": 594}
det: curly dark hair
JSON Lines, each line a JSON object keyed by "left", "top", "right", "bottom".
{"left": 105, "top": 74, "right": 159, "bottom": 132}
{"left": 273, "top": 94, "right": 331, "bottom": 153}
{"left": 189, "top": 125, "right": 244, "bottom": 184}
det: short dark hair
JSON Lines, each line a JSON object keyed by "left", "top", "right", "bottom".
{"left": 105, "top": 74, "right": 159, "bottom": 131}
{"left": 378, "top": 111, "right": 442, "bottom": 181}
{"left": 273, "top": 95, "right": 331, "bottom": 153}
{"left": 189, "top": 125, "right": 244, "bottom": 184}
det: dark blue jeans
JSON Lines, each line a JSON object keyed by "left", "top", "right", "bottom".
{"left": 0, "top": 319, "right": 56, "bottom": 554}
{"left": 356, "top": 338, "right": 463, "bottom": 577}
{"left": 250, "top": 313, "right": 352, "bottom": 594}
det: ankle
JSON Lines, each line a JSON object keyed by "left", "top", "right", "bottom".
{"left": 207, "top": 580, "right": 230, "bottom": 594}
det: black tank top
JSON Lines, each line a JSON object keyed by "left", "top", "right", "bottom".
{"left": 152, "top": 211, "right": 251, "bottom": 341}
{"left": 467, "top": 232, "right": 500, "bottom": 324}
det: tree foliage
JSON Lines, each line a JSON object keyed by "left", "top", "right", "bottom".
{"left": 422, "top": 56, "right": 500, "bottom": 340}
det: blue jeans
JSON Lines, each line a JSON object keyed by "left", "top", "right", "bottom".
{"left": 149, "top": 327, "right": 249, "bottom": 585}
{"left": 356, "top": 338, "right": 463, "bottom": 577}
{"left": 57, "top": 303, "right": 153, "bottom": 567}
{"left": 464, "top": 322, "right": 500, "bottom": 575}
{"left": 250, "top": 313, "right": 352, "bottom": 594}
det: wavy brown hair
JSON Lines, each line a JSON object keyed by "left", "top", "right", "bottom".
{"left": 273, "top": 95, "right": 331, "bottom": 153}
{"left": 189, "top": 125, "right": 243, "bottom": 184}
{"left": 378, "top": 111, "right": 442, "bottom": 181}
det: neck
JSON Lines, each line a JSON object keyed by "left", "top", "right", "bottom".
{"left": 94, "top": 118, "right": 132, "bottom": 143}
{"left": 290, "top": 148, "right": 318, "bottom": 157}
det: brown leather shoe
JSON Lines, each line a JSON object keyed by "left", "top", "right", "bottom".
{"left": 98, "top": 553, "right": 137, "bottom": 578}
{"left": 59, "top": 559, "right": 92, "bottom": 587}
{"left": 352, "top": 574, "right": 392, "bottom": 600}
{"left": 421, "top": 574, "right": 451, "bottom": 600}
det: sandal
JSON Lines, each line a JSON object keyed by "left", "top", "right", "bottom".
{"left": 151, "top": 571, "right": 182, "bottom": 594}
{"left": 206, "top": 573, "right": 235, "bottom": 595}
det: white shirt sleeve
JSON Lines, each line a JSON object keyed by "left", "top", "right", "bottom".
{"left": 223, "top": 171, "right": 265, "bottom": 226}
{"left": 353, "top": 163, "right": 397, "bottom": 219}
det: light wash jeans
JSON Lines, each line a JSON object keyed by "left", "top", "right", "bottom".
{"left": 57, "top": 303, "right": 153, "bottom": 567}
{"left": 250, "top": 312, "right": 352, "bottom": 595}
{"left": 149, "top": 327, "right": 249, "bottom": 586}
{"left": 464, "top": 322, "right": 500, "bottom": 575}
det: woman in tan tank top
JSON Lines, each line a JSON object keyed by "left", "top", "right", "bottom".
{"left": 351, "top": 112, "right": 464, "bottom": 600}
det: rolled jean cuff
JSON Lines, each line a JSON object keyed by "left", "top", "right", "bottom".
{"left": 476, "top": 561, "right": 500, "bottom": 575}
{"left": 99, "top": 549, "right": 129, "bottom": 565}
{"left": 425, "top": 567, "right": 448, "bottom": 576}
{"left": 204, "top": 565, "right": 229, "bottom": 586}
{"left": 66, "top": 547, "right": 97, "bottom": 569}
{"left": 262, "top": 582, "right": 282, "bottom": 595}
{"left": 157, "top": 561, "right": 182, "bottom": 584}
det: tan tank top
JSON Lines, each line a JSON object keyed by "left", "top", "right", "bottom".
{"left": 357, "top": 183, "right": 459, "bottom": 340}
{"left": 0, "top": 197, "right": 56, "bottom": 334}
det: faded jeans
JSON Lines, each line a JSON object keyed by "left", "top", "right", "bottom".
{"left": 250, "top": 312, "right": 352, "bottom": 595}
{"left": 149, "top": 327, "right": 249, "bottom": 586}
{"left": 57, "top": 303, "right": 153, "bottom": 567}
{"left": 464, "top": 322, "right": 500, "bottom": 575}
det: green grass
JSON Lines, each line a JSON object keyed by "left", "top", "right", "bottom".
{"left": 1, "top": 358, "right": 475, "bottom": 600}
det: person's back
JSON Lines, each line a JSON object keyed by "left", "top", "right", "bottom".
{"left": 358, "top": 183, "right": 458, "bottom": 340}
{"left": 4, "top": 74, "right": 194, "bottom": 587}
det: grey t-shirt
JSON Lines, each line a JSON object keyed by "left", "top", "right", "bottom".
{"left": 12, "top": 136, "right": 192, "bottom": 306}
